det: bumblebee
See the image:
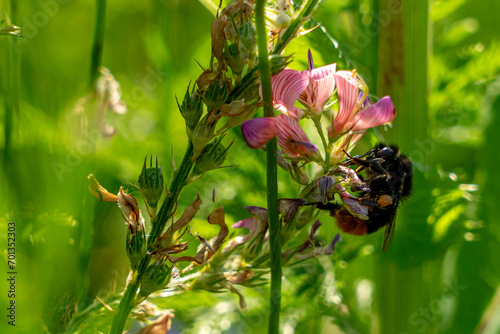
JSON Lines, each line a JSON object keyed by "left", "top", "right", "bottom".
{"left": 333, "top": 144, "right": 413, "bottom": 251}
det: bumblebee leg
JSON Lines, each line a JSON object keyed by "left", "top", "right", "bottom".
{"left": 369, "top": 162, "right": 389, "bottom": 175}
{"left": 359, "top": 197, "right": 378, "bottom": 207}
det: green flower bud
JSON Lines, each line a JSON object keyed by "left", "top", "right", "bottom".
{"left": 192, "top": 136, "right": 232, "bottom": 176}
{"left": 226, "top": 42, "right": 247, "bottom": 77}
{"left": 269, "top": 54, "right": 293, "bottom": 76}
{"left": 277, "top": 150, "right": 310, "bottom": 185}
{"left": 240, "top": 21, "right": 257, "bottom": 62}
{"left": 139, "top": 262, "right": 172, "bottom": 298}
{"left": 138, "top": 156, "right": 164, "bottom": 209}
{"left": 177, "top": 87, "right": 203, "bottom": 133}
{"left": 191, "top": 112, "right": 222, "bottom": 160}
{"left": 226, "top": 21, "right": 257, "bottom": 78}
{"left": 126, "top": 226, "right": 146, "bottom": 271}
{"left": 204, "top": 76, "right": 230, "bottom": 112}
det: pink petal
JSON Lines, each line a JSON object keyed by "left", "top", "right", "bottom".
{"left": 225, "top": 216, "right": 259, "bottom": 250}
{"left": 232, "top": 216, "right": 258, "bottom": 233}
{"left": 333, "top": 71, "right": 359, "bottom": 133}
{"left": 241, "top": 117, "right": 277, "bottom": 149}
{"left": 307, "top": 63, "right": 337, "bottom": 82}
{"left": 298, "top": 63, "right": 336, "bottom": 115}
{"left": 350, "top": 96, "right": 396, "bottom": 131}
{"left": 308, "top": 64, "right": 337, "bottom": 114}
{"left": 273, "top": 114, "right": 317, "bottom": 157}
{"left": 268, "top": 69, "right": 309, "bottom": 119}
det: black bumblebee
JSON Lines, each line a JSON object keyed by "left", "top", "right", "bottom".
{"left": 333, "top": 144, "right": 413, "bottom": 251}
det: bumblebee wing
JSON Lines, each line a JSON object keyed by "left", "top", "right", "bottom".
{"left": 382, "top": 199, "right": 399, "bottom": 252}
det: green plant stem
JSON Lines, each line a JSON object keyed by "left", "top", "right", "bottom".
{"left": 89, "top": 0, "right": 107, "bottom": 88}
{"left": 271, "top": 0, "right": 320, "bottom": 55}
{"left": 227, "top": 0, "right": 320, "bottom": 103}
{"left": 110, "top": 261, "right": 146, "bottom": 334}
{"left": 312, "top": 116, "right": 329, "bottom": 171}
{"left": 148, "top": 142, "right": 194, "bottom": 248}
{"left": 255, "top": 1, "right": 281, "bottom": 333}
{"left": 110, "top": 142, "right": 194, "bottom": 334}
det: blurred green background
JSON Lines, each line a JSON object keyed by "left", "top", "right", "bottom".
{"left": 1, "top": 0, "right": 500, "bottom": 333}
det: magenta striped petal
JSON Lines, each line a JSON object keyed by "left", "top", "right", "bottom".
{"left": 299, "top": 63, "right": 337, "bottom": 115}
{"left": 269, "top": 69, "right": 309, "bottom": 119}
{"left": 350, "top": 96, "right": 396, "bottom": 131}
{"left": 274, "top": 114, "right": 317, "bottom": 157}
{"left": 241, "top": 117, "right": 277, "bottom": 149}
{"left": 333, "top": 70, "right": 359, "bottom": 133}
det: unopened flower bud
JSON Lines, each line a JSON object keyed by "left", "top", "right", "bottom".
{"left": 266, "top": 8, "right": 291, "bottom": 31}
{"left": 204, "top": 76, "right": 230, "bottom": 112}
{"left": 218, "top": 100, "right": 260, "bottom": 133}
{"left": 139, "top": 262, "right": 172, "bottom": 298}
{"left": 126, "top": 225, "right": 146, "bottom": 270}
{"left": 278, "top": 198, "right": 306, "bottom": 224}
{"left": 192, "top": 136, "right": 232, "bottom": 176}
{"left": 269, "top": 55, "right": 293, "bottom": 76}
{"left": 308, "top": 176, "right": 335, "bottom": 204}
{"left": 118, "top": 187, "right": 146, "bottom": 269}
{"left": 177, "top": 87, "right": 203, "bottom": 133}
{"left": 191, "top": 112, "right": 222, "bottom": 160}
{"left": 226, "top": 42, "right": 247, "bottom": 77}
{"left": 226, "top": 21, "right": 257, "bottom": 77}
{"left": 239, "top": 21, "right": 257, "bottom": 60}
{"left": 138, "top": 156, "right": 164, "bottom": 209}
{"left": 276, "top": 150, "right": 310, "bottom": 185}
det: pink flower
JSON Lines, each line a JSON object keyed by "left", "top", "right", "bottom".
{"left": 298, "top": 50, "right": 337, "bottom": 116}
{"left": 261, "top": 50, "right": 337, "bottom": 119}
{"left": 331, "top": 71, "right": 396, "bottom": 136}
{"left": 241, "top": 114, "right": 318, "bottom": 158}
{"left": 267, "top": 69, "right": 309, "bottom": 119}
{"left": 350, "top": 96, "right": 396, "bottom": 131}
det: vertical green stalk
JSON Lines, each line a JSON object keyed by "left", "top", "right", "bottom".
{"left": 148, "top": 142, "right": 194, "bottom": 248}
{"left": 109, "top": 261, "right": 144, "bottom": 334}
{"left": 255, "top": 1, "right": 281, "bottom": 333}
{"left": 376, "top": 1, "right": 431, "bottom": 333}
{"left": 89, "top": 0, "right": 107, "bottom": 88}
{"left": 110, "top": 142, "right": 194, "bottom": 334}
